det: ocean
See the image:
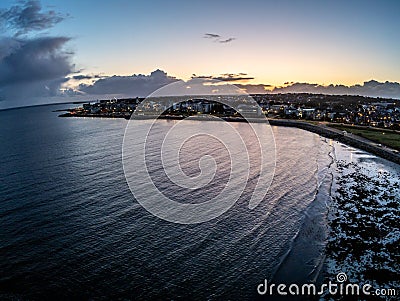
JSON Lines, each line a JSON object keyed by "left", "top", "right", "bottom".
{"left": 1, "top": 104, "right": 399, "bottom": 300}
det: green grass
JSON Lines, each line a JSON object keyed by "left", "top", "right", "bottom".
{"left": 328, "top": 124, "right": 400, "bottom": 151}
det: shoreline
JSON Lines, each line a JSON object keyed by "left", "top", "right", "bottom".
{"left": 59, "top": 112, "right": 400, "bottom": 165}
{"left": 268, "top": 119, "right": 400, "bottom": 165}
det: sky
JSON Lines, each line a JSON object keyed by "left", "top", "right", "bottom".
{"left": 0, "top": 0, "right": 400, "bottom": 108}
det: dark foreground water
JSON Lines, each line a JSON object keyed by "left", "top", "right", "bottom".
{"left": 0, "top": 104, "right": 398, "bottom": 300}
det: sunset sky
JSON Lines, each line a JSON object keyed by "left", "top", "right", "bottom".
{"left": 39, "top": 0, "right": 400, "bottom": 84}
{"left": 1, "top": 0, "right": 400, "bottom": 108}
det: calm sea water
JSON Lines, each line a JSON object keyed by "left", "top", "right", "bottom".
{"left": 0, "top": 104, "right": 395, "bottom": 300}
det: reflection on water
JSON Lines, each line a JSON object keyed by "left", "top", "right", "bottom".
{"left": 1, "top": 105, "right": 397, "bottom": 300}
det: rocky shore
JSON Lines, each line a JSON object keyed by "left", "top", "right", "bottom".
{"left": 324, "top": 157, "right": 399, "bottom": 300}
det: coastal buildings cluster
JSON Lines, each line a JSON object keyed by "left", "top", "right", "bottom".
{"left": 76, "top": 98, "right": 142, "bottom": 118}
{"left": 62, "top": 93, "right": 400, "bottom": 129}
{"left": 254, "top": 93, "right": 400, "bottom": 129}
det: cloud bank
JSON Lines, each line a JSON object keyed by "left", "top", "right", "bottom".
{"left": 69, "top": 72, "right": 400, "bottom": 101}
{"left": 78, "top": 69, "right": 178, "bottom": 97}
{"left": 272, "top": 80, "right": 400, "bottom": 99}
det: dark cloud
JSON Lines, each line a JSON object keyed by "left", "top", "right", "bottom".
{"left": 192, "top": 73, "right": 253, "bottom": 82}
{"left": 272, "top": 80, "right": 400, "bottom": 99}
{"left": 0, "top": 37, "right": 72, "bottom": 85}
{"left": 203, "top": 33, "right": 220, "bottom": 39}
{"left": 0, "top": 1, "right": 74, "bottom": 107}
{"left": 214, "top": 73, "right": 253, "bottom": 81}
{"left": 0, "top": 37, "right": 74, "bottom": 102}
{"left": 79, "top": 69, "right": 178, "bottom": 97}
{"left": 186, "top": 74, "right": 271, "bottom": 94}
{"left": 71, "top": 75, "right": 93, "bottom": 80}
{"left": 235, "top": 84, "right": 272, "bottom": 94}
{"left": 219, "top": 38, "right": 235, "bottom": 43}
{"left": 0, "top": 0, "right": 66, "bottom": 36}
{"left": 203, "top": 33, "right": 236, "bottom": 44}
{"left": 71, "top": 74, "right": 104, "bottom": 80}
{"left": 192, "top": 74, "right": 212, "bottom": 79}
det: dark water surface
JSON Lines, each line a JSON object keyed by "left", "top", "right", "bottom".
{"left": 0, "top": 104, "right": 370, "bottom": 300}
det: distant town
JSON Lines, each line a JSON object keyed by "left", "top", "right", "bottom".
{"left": 61, "top": 93, "right": 400, "bottom": 130}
